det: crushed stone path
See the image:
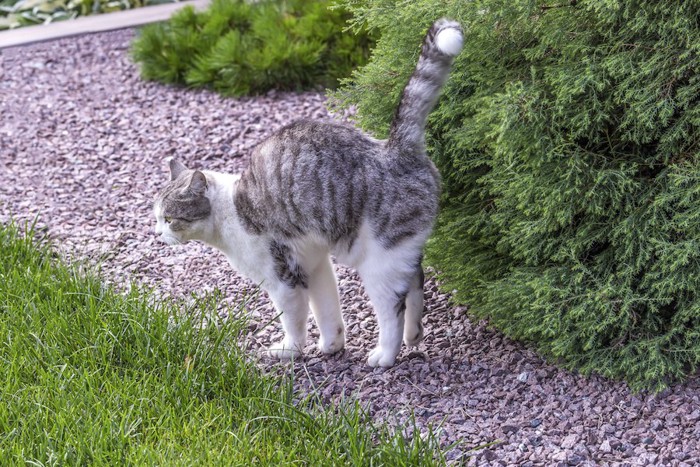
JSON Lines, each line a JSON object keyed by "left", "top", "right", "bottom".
{"left": 1, "top": 30, "right": 698, "bottom": 466}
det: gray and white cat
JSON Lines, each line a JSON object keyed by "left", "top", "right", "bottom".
{"left": 153, "top": 19, "right": 463, "bottom": 367}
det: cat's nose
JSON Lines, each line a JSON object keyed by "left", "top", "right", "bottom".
{"left": 155, "top": 224, "right": 163, "bottom": 235}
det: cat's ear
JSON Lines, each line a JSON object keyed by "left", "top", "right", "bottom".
{"left": 188, "top": 170, "right": 208, "bottom": 196}
{"left": 168, "top": 158, "right": 187, "bottom": 181}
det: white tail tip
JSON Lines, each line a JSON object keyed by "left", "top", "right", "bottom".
{"left": 435, "top": 26, "right": 463, "bottom": 56}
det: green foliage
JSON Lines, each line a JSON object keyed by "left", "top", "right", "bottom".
{"left": 0, "top": 221, "right": 447, "bottom": 464}
{"left": 130, "top": 0, "right": 374, "bottom": 96}
{"left": 333, "top": 0, "right": 700, "bottom": 391}
{"left": 0, "top": 0, "right": 171, "bottom": 30}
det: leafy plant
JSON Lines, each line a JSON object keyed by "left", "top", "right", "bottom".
{"left": 332, "top": 0, "right": 700, "bottom": 391}
{"left": 0, "top": 0, "right": 170, "bottom": 30}
{"left": 130, "top": 0, "right": 374, "bottom": 96}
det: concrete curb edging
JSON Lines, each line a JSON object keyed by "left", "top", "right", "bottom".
{"left": 0, "top": 0, "right": 209, "bottom": 49}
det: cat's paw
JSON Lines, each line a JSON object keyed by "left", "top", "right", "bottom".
{"left": 318, "top": 335, "right": 345, "bottom": 355}
{"left": 267, "top": 341, "right": 303, "bottom": 361}
{"left": 403, "top": 322, "right": 424, "bottom": 347}
{"left": 367, "top": 347, "right": 398, "bottom": 368}
{"left": 318, "top": 327, "right": 345, "bottom": 355}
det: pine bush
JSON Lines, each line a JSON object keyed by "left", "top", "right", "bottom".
{"left": 333, "top": 0, "right": 700, "bottom": 391}
{"left": 130, "top": 0, "right": 373, "bottom": 96}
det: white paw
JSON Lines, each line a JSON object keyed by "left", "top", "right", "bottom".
{"left": 318, "top": 333, "right": 345, "bottom": 355}
{"left": 267, "top": 341, "right": 302, "bottom": 360}
{"left": 403, "top": 323, "right": 424, "bottom": 347}
{"left": 367, "top": 346, "right": 398, "bottom": 368}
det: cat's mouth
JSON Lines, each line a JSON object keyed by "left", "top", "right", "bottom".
{"left": 160, "top": 234, "right": 188, "bottom": 246}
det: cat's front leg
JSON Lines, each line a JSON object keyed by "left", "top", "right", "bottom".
{"left": 266, "top": 286, "right": 309, "bottom": 360}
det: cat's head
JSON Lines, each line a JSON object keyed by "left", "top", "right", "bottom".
{"left": 153, "top": 159, "right": 213, "bottom": 246}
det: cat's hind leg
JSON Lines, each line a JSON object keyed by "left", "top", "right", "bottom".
{"left": 308, "top": 255, "right": 345, "bottom": 354}
{"left": 358, "top": 254, "right": 418, "bottom": 367}
{"left": 403, "top": 262, "right": 425, "bottom": 347}
{"left": 361, "top": 276, "right": 407, "bottom": 367}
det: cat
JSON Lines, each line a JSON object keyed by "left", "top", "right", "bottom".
{"left": 153, "top": 18, "right": 463, "bottom": 367}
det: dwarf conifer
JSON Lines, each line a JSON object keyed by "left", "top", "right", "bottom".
{"left": 131, "top": 0, "right": 373, "bottom": 95}
{"left": 333, "top": 0, "right": 700, "bottom": 390}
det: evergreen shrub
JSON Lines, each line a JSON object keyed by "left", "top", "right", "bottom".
{"left": 130, "top": 0, "right": 373, "bottom": 96}
{"left": 333, "top": 0, "right": 700, "bottom": 390}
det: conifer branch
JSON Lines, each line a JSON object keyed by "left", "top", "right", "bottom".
{"left": 540, "top": 0, "right": 577, "bottom": 11}
{"left": 337, "top": 0, "right": 700, "bottom": 393}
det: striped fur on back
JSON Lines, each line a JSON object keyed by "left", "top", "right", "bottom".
{"left": 234, "top": 19, "right": 463, "bottom": 250}
{"left": 233, "top": 120, "right": 442, "bottom": 250}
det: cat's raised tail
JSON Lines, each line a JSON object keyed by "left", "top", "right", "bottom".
{"left": 388, "top": 19, "right": 463, "bottom": 154}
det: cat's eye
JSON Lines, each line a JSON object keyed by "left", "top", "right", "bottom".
{"left": 164, "top": 216, "right": 172, "bottom": 224}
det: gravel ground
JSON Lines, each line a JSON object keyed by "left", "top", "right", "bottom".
{"left": 2, "top": 29, "right": 699, "bottom": 466}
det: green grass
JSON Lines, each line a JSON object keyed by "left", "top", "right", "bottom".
{"left": 0, "top": 221, "right": 447, "bottom": 465}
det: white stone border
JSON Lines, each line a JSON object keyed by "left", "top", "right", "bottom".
{"left": 0, "top": 0, "right": 209, "bottom": 49}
